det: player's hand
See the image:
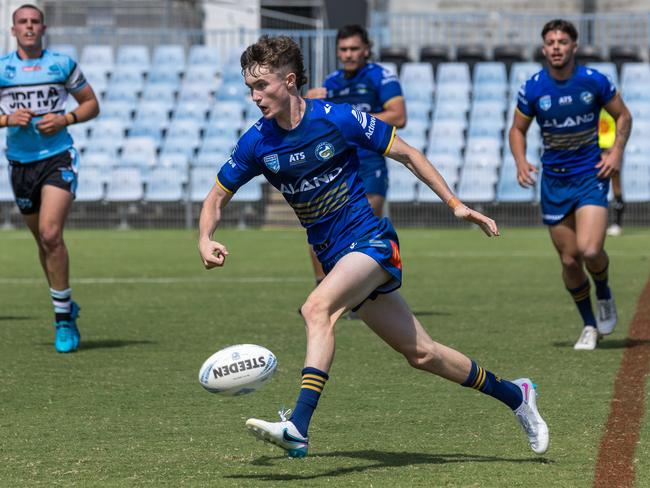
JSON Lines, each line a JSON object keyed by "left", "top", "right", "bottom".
{"left": 7, "top": 108, "right": 35, "bottom": 128}
{"left": 516, "top": 161, "right": 538, "bottom": 187}
{"left": 36, "top": 113, "right": 68, "bottom": 135}
{"left": 596, "top": 148, "right": 622, "bottom": 179}
{"left": 305, "top": 87, "right": 327, "bottom": 99}
{"left": 198, "top": 239, "right": 229, "bottom": 269}
{"left": 453, "top": 204, "right": 500, "bottom": 237}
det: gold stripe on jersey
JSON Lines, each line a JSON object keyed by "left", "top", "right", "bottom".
{"left": 543, "top": 128, "right": 597, "bottom": 151}
{"left": 383, "top": 126, "right": 397, "bottom": 155}
{"left": 215, "top": 176, "right": 234, "bottom": 194}
{"left": 294, "top": 185, "right": 349, "bottom": 220}
{"left": 291, "top": 183, "right": 350, "bottom": 224}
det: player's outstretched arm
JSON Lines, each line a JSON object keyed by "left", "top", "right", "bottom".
{"left": 386, "top": 136, "right": 499, "bottom": 237}
{"left": 509, "top": 111, "right": 537, "bottom": 187}
{"left": 198, "top": 183, "right": 233, "bottom": 269}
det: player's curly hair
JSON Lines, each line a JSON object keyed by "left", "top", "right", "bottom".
{"left": 240, "top": 35, "right": 308, "bottom": 88}
{"left": 541, "top": 19, "right": 578, "bottom": 41}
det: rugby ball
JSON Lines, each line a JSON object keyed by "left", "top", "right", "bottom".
{"left": 198, "top": 344, "right": 277, "bottom": 395}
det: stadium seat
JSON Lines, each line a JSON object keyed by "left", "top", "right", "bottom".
{"left": 100, "top": 100, "right": 134, "bottom": 122}
{"left": 190, "top": 166, "right": 218, "bottom": 201}
{"left": 419, "top": 44, "right": 450, "bottom": 74}
{"left": 509, "top": 62, "right": 542, "bottom": 93}
{"left": 49, "top": 43, "right": 78, "bottom": 60}
{"left": 455, "top": 44, "right": 487, "bottom": 75}
{"left": 497, "top": 176, "right": 535, "bottom": 202}
{"left": 174, "top": 101, "right": 210, "bottom": 121}
{"left": 400, "top": 62, "right": 434, "bottom": 90}
{"left": 90, "top": 119, "right": 127, "bottom": 140}
{"left": 473, "top": 83, "right": 507, "bottom": 103}
{"left": 387, "top": 164, "right": 417, "bottom": 202}
{"left": 621, "top": 171, "right": 650, "bottom": 202}
{"left": 104, "top": 83, "right": 140, "bottom": 104}
{"left": 85, "top": 137, "right": 122, "bottom": 159}
{"left": 81, "top": 45, "right": 114, "bottom": 70}
{"left": 458, "top": 173, "right": 496, "bottom": 202}
{"left": 188, "top": 45, "right": 221, "bottom": 68}
{"left": 427, "top": 152, "right": 463, "bottom": 171}
{"left": 116, "top": 45, "right": 150, "bottom": 73}
{"left": 110, "top": 66, "right": 145, "bottom": 91}
{"left": 141, "top": 83, "right": 177, "bottom": 105}
{"left": 474, "top": 62, "right": 508, "bottom": 86}
{"left": 120, "top": 137, "right": 158, "bottom": 168}
{"left": 145, "top": 167, "right": 186, "bottom": 202}
{"left": 231, "top": 176, "right": 264, "bottom": 202}
{"left": 209, "top": 100, "right": 245, "bottom": 124}
{"left": 106, "top": 167, "right": 144, "bottom": 202}
{"left": 493, "top": 45, "right": 526, "bottom": 75}
{"left": 179, "top": 82, "right": 215, "bottom": 104}
{"left": 147, "top": 67, "right": 181, "bottom": 87}
{"left": 128, "top": 121, "right": 164, "bottom": 146}
{"left": 435, "top": 85, "right": 470, "bottom": 110}
{"left": 195, "top": 149, "right": 230, "bottom": 167}
{"left": 378, "top": 62, "right": 398, "bottom": 76}
{"left": 166, "top": 120, "right": 202, "bottom": 148}
{"left": 576, "top": 44, "right": 603, "bottom": 64}
{"left": 158, "top": 152, "right": 191, "bottom": 175}
{"left": 621, "top": 62, "right": 650, "bottom": 90}
{"left": 609, "top": 45, "right": 642, "bottom": 74}
{"left": 406, "top": 100, "right": 432, "bottom": 123}
{"left": 0, "top": 173, "right": 15, "bottom": 202}
{"left": 152, "top": 45, "right": 186, "bottom": 73}
{"left": 76, "top": 168, "right": 105, "bottom": 202}
{"left": 82, "top": 150, "right": 114, "bottom": 170}
{"left": 397, "top": 122, "right": 428, "bottom": 152}
{"left": 203, "top": 121, "right": 240, "bottom": 141}
{"left": 161, "top": 138, "right": 196, "bottom": 159}
{"left": 437, "top": 63, "right": 471, "bottom": 90}
{"left": 216, "top": 82, "right": 249, "bottom": 101}
{"left": 185, "top": 64, "right": 219, "bottom": 84}
{"left": 379, "top": 46, "right": 410, "bottom": 74}
{"left": 402, "top": 84, "right": 434, "bottom": 104}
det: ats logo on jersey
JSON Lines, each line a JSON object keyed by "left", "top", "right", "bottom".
{"left": 539, "top": 95, "right": 552, "bottom": 111}
{"left": 263, "top": 153, "right": 280, "bottom": 173}
{"left": 289, "top": 152, "right": 306, "bottom": 165}
{"left": 559, "top": 95, "right": 573, "bottom": 105}
{"left": 315, "top": 142, "right": 334, "bottom": 161}
{"left": 580, "top": 91, "right": 594, "bottom": 105}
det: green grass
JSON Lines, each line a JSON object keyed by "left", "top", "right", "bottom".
{"left": 1, "top": 227, "right": 649, "bottom": 487}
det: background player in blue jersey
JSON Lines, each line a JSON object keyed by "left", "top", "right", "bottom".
{"left": 2, "top": 4, "right": 100, "bottom": 352}
{"left": 509, "top": 19, "right": 632, "bottom": 351}
{"left": 305, "top": 25, "right": 406, "bottom": 288}
{"left": 198, "top": 35, "right": 549, "bottom": 458}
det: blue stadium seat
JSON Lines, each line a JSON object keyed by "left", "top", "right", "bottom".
{"left": 387, "top": 164, "right": 418, "bottom": 202}
{"left": 82, "top": 66, "right": 108, "bottom": 95}
{"left": 622, "top": 85, "right": 650, "bottom": 104}
{"left": 85, "top": 137, "right": 122, "bottom": 159}
{"left": 134, "top": 101, "right": 171, "bottom": 125}
{"left": 209, "top": 100, "right": 245, "bottom": 124}
{"left": 179, "top": 82, "right": 214, "bottom": 104}
{"left": 402, "top": 84, "right": 434, "bottom": 104}
{"left": 621, "top": 62, "right": 650, "bottom": 90}
{"left": 161, "top": 138, "right": 196, "bottom": 159}
{"left": 147, "top": 68, "right": 181, "bottom": 87}
{"left": 188, "top": 45, "right": 221, "bottom": 67}
{"left": 145, "top": 167, "right": 186, "bottom": 202}
{"left": 437, "top": 62, "right": 471, "bottom": 90}
{"left": 467, "top": 122, "right": 503, "bottom": 139}
{"left": 76, "top": 168, "right": 105, "bottom": 201}
{"left": 190, "top": 167, "right": 218, "bottom": 201}
{"left": 104, "top": 83, "right": 140, "bottom": 104}
{"left": 116, "top": 45, "right": 150, "bottom": 73}
{"left": 81, "top": 45, "right": 114, "bottom": 70}
{"left": 110, "top": 66, "right": 145, "bottom": 90}
{"left": 426, "top": 139, "right": 464, "bottom": 158}
{"left": 473, "top": 62, "right": 507, "bottom": 85}
{"left": 100, "top": 100, "right": 134, "bottom": 122}
{"left": 120, "top": 137, "right": 158, "bottom": 168}
{"left": 82, "top": 150, "right": 114, "bottom": 170}
{"left": 107, "top": 167, "right": 144, "bottom": 202}
{"left": 216, "top": 82, "right": 248, "bottom": 101}
{"left": 496, "top": 176, "right": 535, "bottom": 202}
{"left": 400, "top": 62, "right": 434, "bottom": 91}
{"left": 128, "top": 121, "right": 164, "bottom": 146}
{"left": 405, "top": 100, "right": 431, "bottom": 122}
{"left": 184, "top": 65, "right": 219, "bottom": 84}
{"left": 627, "top": 101, "right": 650, "bottom": 121}
{"left": 509, "top": 62, "right": 542, "bottom": 93}
{"left": 195, "top": 149, "right": 231, "bottom": 167}
{"left": 173, "top": 101, "right": 209, "bottom": 121}
{"left": 166, "top": 120, "right": 202, "bottom": 149}
{"left": 203, "top": 122, "right": 239, "bottom": 141}
{"left": 90, "top": 119, "right": 126, "bottom": 140}
{"left": 152, "top": 45, "right": 186, "bottom": 73}
{"left": 158, "top": 152, "right": 191, "bottom": 177}
{"left": 141, "top": 84, "right": 177, "bottom": 106}
{"left": 231, "top": 175, "right": 264, "bottom": 202}
{"left": 621, "top": 170, "right": 650, "bottom": 202}
{"left": 458, "top": 174, "right": 496, "bottom": 202}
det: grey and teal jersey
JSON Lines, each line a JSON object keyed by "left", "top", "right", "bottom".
{"left": 322, "top": 62, "right": 402, "bottom": 167}
{"left": 217, "top": 99, "right": 396, "bottom": 262}
{"left": 516, "top": 65, "right": 617, "bottom": 177}
{"left": 0, "top": 49, "right": 87, "bottom": 163}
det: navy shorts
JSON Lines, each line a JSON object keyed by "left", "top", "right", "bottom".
{"left": 9, "top": 148, "right": 79, "bottom": 214}
{"left": 359, "top": 159, "right": 389, "bottom": 197}
{"left": 320, "top": 217, "right": 402, "bottom": 310}
{"left": 541, "top": 171, "right": 609, "bottom": 225}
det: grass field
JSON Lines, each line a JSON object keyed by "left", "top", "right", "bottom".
{"left": 1, "top": 227, "right": 649, "bottom": 487}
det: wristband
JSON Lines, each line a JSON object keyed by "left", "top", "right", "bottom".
{"left": 446, "top": 196, "right": 462, "bottom": 209}
{"left": 65, "top": 112, "right": 78, "bottom": 125}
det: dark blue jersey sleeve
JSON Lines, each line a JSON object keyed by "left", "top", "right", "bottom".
{"left": 331, "top": 103, "right": 396, "bottom": 155}
{"left": 516, "top": 81, "right": 535, "bottom": 119}
{"left": 593, "top": 70, "right": 617, "bottom": 106}
{"left": 216, "top": 131, "right": 262, "bottom": 193}
{"left": 375, "top": 66, "right": 403, "bottom": 106}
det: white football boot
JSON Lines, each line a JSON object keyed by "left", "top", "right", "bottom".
{"left": 246, "top": 408, "right": 308, "bottom": 458}
{"left": 606, "top": 224, "right": 622, "bottom": 237}
{"left": 512, "top": 378, "right": 549, "bottom": 454}
{"left": 596, "top": 297, "right": 617, "bottom": 336}
{"left": 574, "top": 325, "right": 599, "bottom": 350}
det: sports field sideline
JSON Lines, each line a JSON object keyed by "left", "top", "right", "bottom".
{"left": 1, "top": 227, "right": 649, "bottom": 487}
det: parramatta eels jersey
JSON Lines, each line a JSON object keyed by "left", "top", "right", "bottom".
{"left": 0, "top": 49, "right": 87, "bottom": 163}
{"left": 217, "top": 99, "right": 396, "bottom": 262}
{"left": 322, "top": 63, "right": 402, "bottom": 165}
{"left": 516, "top": 65, "right": 617, "bottom": 177}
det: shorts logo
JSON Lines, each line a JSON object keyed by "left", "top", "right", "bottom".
{"left": 60, "top": 170, "right": 75, "bottom": 183}
{"left": 315, "top": 142, "right": 334, "bottom": 161}
{"left": 580, "top": 91, "right": 594, "bottom": 105}
{"left": 263, "top": 153, "right": 280, "bottom": 173}
{"left": 539, "top": 95, "right": 552, "bottom": 111}
{"left": 16, "top": 198, "right": 32, "bottom": 210}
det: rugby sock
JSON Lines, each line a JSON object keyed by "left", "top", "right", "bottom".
{"left": 613, "top": 195, "right": 624, "bottom": 227}
{"left": 587, "top": 263, "right": 612, "bottom": 300}
{"left": 462, "top": 360, "right": 522, "bottom": 410}
{"left": 567, "top": 280, "right": 597, "bottom": 325}
{"left": 290, "top": 367, "right": 329, "bottom": 437}
{"left": 50, "top": 287, "right": 72, "bottom": 323}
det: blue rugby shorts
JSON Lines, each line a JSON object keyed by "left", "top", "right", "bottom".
{"left": 540, "top": 171, "right": 609, "bottom": 225}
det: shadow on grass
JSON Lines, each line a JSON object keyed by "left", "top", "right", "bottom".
{"left": 225, "top": 450, "right": 552, "bottom": 481}
{"left": 0, "top": 316, "right": 33, "bottom": 321}
{"left": 36, "top": 339, "right": 156, "bottom": 350}
{"left": 412, "top": 310, "right": 452, "bottom": 317}
{"left": 552, "top": 338, "right": 650, "bottom": 349}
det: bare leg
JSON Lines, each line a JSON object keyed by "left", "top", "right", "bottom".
{"left": 548, "top": 213, "right": 587, "bottom": 289}
{"left": 366, "top": 193, "right": 385, "bottom": 218}
{"left": 575, "top": 205, "right": 609, "bottom": 272}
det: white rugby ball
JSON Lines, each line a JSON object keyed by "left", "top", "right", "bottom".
{"left": 198, "top": 344, "right": 277, "bottom": 395}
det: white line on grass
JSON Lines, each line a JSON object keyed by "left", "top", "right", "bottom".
{"left": 0, "top": 276, "right": 313, "bottom": 285}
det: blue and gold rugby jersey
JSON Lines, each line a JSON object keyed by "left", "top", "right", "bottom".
{"left": 217, "top": 99, "right": 396, "bottom": 262}
{"left": 517, "top": 65, "right": 617, "bottom": 177}
{"left": 322, "top": 63, "right": 402, "bottom": 167}
{"left": 0, "top": 49, "right": 87, "bottom": 163}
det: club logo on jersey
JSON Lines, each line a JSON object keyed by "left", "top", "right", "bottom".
{"left": 3, "top": 65, "right": 15, "bottom": 79}
{"left": 356, "top": 84, "right": 368, "bottom": 94}
{"left": 351, "top": 108, "right": 368, "bottom": 129}
{"left": 315, "top": 142, "right": 335, "bottom": 161}
{"left": 559, "top": 95, "right": 573, "bottom": 105}
{"left": 580, "top": 91, "right": 594, "bottom": 105}
{"left": 289, "top": 152, "right": 306, "bottom": 165}
{"left": 539, "top": 95, "right": 552, "bottom": 111}
{"left": 263, "top": 153, "right": 280, "bottom": 173}
{"left": 48, "top": 64, "right": 61, "bottom": 76}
